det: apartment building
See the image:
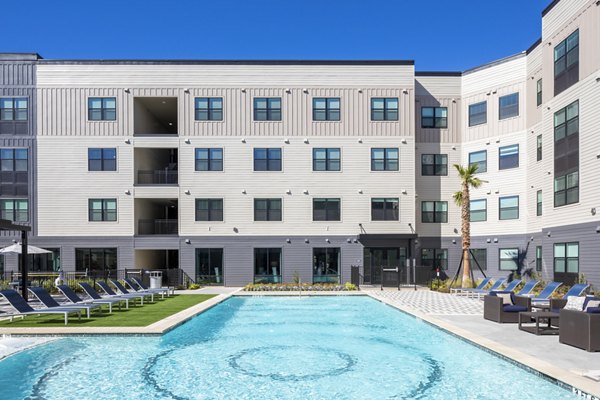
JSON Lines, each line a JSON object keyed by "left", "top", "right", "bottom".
{"left": 0, "top": 0, "right": 598, "bottom": 287}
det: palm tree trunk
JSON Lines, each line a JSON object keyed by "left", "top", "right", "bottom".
{"left": 461, "top": 181, "right": 471, "bottom": 287}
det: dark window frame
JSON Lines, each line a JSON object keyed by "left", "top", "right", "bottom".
{"left": 253, "top": 148, "right": 282, "bottom": 171}
{"left": 536, "top": 79, "right": 543, "bottom": 107}
{"left": 75, "top": 248, "right": 117, "bottom": 272}
{"left": 499, "top": 144, "right": 519, "bottom": 170}
{"left": 371, "top": 198, "right": 399, "bottom": 221}
{"left": 312, "top": 148, "right": 341, "bottom": 171}
{"left": 499, "top": 93, "right": 519, "bottom": 120}
{"left": 421, "top": 106, "right": 448, "bottom": 128}
{"left": 536, "top": 135, "right": 542, "bottom": 162}
{"left": 195, "top": 148, "right": 223, "bottom": 171}
{"left": 537, "top": 190, "right": 543, "bottom": 216}
{"left": 554, "top": 30, "right": 579, "bottom": 96}
{"left": 468, "top": 101, "right": 487, "bottom": 127}
{"left": 312, "top": 98, "right": 341, "bottom": 121}
{"left": 195, "top": 198, "right": 224, "bottom": 222}
{"left": 195, "top": 97, "right": 223, "bottom": 121}
{"left": 88, "top": 198, "right": 117, "bottom": 222}
{"left": 470, "top": 199, "right": 487, "bottom": 222}
{"left": 421, "top": 201, "right": 448, "bottom": 223}
{"left": 370, "top": 98, "right": 399, "bottom": 121}
{"left": 421, "top": 154, "right": 448, "bottom": 176}
{"left": 469, "top": 249, "right": 487, "bottom": 271}
{"left": 88, "top": 97, "right": 116, "bottom": 121}
{"left": 0, "top": 148, "right": 28, "bottom": 172}
{"left": 371, "top": 148, "right": 399, "bottom": 171}
{"left": 254, "top": 198, "right": 282, "bottom": 221}
{"left": 0, "top": 97, "right": 28, "bottom": 121}
{"left": 0, "top": 199, "right": 28, "bottom": 222}
{"left": 469, "top": 150, "right": 487, "bottom": 173}
{"left": 313, "top": 247, "right": 341, "bottom": 283}
{"left": 253, "top": 97, "right": 282, "bottom": 121}
{"left": 421, "top": 248, "right": 448, "bottom": 270}
{"left": 313, "top": 198, "right": 341, "bottom": 221}
{"left": 499, "top": 195, "right": 519, "bottom": 220}
{"left": 88, "top": 148, "right": 117, "bottom": 171}
{"left": 553, "top": 242, "right": 579, "bottom": 274}
{"left": 254, "top": 247, "right": 282, "bottom": 283}
{"left": 195, "top": 248, "right": 224, "bottom": 284}
{"left": 536, "top": 246, "right": 542, "bottom": 272}
{"left": 499, "top": 248, "right": 519, "bottom": 271}
{"left": 553, "top": 100, "right": 579, "bottom": 208}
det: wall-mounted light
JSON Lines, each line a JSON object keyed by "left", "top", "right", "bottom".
{"left": 241, "top": 138, "right": 246, "bottom": 143}
{"left": 184, "top": 138, "right": 191, "bottom": 144}
{"left": 401, "top": 138, "right": 407, "bottom": 144}
{"left": 347, "top": 238, "right": 352, "bottom": 243}
{"left": 493, "top": 238, "right": 498, "bottom": 243}
{"left": 124, "top": 138, "right": 131, "bottom": 144}
{"left": 124, "top": 88, "right": 130, "bottom": 93}
{"left": 185, "top": 239, "right": 191, "bottom": 244}
{"left": 530, "top": 236, "right": 534, "bottom": 241}
{"left": 285, "top": 88, "right": 291, "bottom": 94}
{"left": 495, "top": 138, "right": 500, "bottom": 143}
{"left": 353, "top": 239, "right": 358, "bottom": 244}
{"left": 286, "top": 189, "right": 292, "bottom": 195}
{"left": 303, "top": 189, "right": 309, "bottom": 195}
{"left": 486, "top": 91, "right": 491, "bottom": 96}
{"left": 547, "top": 231, "right": 552, "bottom": 237}
{"left": 184, "top": 190, "right": 190, "bottom": 195}
{"left": 358, "top": 88, "right": 363, "bottom": 93}
{"left": 284, "top": 138, "right": 290, "bottom": 144}
{"left": 241, "top": 189, "right": 247, "bottom": 194}
{"left": 486, "top": 190, "right": 491, "bottom": 195}
{"left": 358, "top": 138, "right": 363, "bottom": 143}
{"left": 304, "top": 238, "right": 310, "bottom": 244}
{"left": 286, "top": 238, "right": 291, "bottom": 243}
{"left": 358, "top": 189, "right": 363, "bottom": 194}
{"left": 183, "top": 88, "right": 190, "bottom": 93}
{"left": 486, "top": 238, "right": 491, "bottom": 243}
{"left": 451, "top": 145, "right": 456, "bottom": 150}
{"left": 495, "top": 189, "right": 500, "bottom": 194}
{"left": 241, "top": 88, "right": 247, "bottom": 93}
{"left": 303, "top": 88, "right": 309, "bottom": 93}
{"left": 592, "top": 208, "right": 597, "bottom": 216}
{"left": 485, "top": 140, "right": 490, "bottom": 145}
{"left": 451, "top": 98, "right": 456, "bottom": 103}
{"left": 303, "top": 138, "right": 309, "bottom": 144}
{"left": 401, "top": 189, "right": 407, "bottom": 194}
{"left": 402, "top": 89, "right": 409, "bottom": 94}
{"left": 124, "top": 190, "right": 131, "bottom": 195}
{"left": 325, "top": 238, "right": 330, "bottom": 243}
{"left": 452, "top": 239, "right": 456, "bottom": 244}
{"left": 596, "top": 226, "right": 600, "bottom": 233}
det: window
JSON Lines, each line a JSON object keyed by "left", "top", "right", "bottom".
{"left": 421, "top": 154, "right": 447, "bottom": 176}
{"left": 371, "top": 148, "right": 398, "bottom": 171}
{"left": 470, "top": 199, "right": 487, "bottom": 222}
{"left": 499, "top": 248, "right": 519, "bottom": 271}
{"left": 254, "top": 198, "right": 282, "bottom": 221}
{"left": 371, "top": 98, "right": 398, "bottom": 121}
{"left": 499, "top": 93, "right": 519, "bottom": 119}
{"left": 554, "top": 242, "right": 579, "bottom": 274}
{"left": 195, "top": 248, "right": 223, "bottom": 284}
{"left": 554, "top": 101, "right": 579, "bottom": 142}
{"left": 88, "top": 98, "right": 116, "bottom": 121}
{"left": 88, "top": 199, "right": 117, "bottom": 222}
{"left": 537, "top": 190, "right": 543, "bottom": 216}
{"left": 0, "top": 149, "right": 27, "bottom": 171}
{"left": 88, "top": 148, "right": 116, "bottom": 171}
{"left": 499, "top": 144, "right": 519, "bottom": 170}
{"left": 468, "top": 101, "right": 487, "bottom": 127}
{"left": 536, "top": 135, "right": 542, "bottom": 161}
{"left": 313, "top": 148, "right": 340, "bottom": 171}
{"left": 536, "top": 79, "right": 543, "bottom": 107}
{"left": 195, "top": 199, "right": 223, "bottom": 222}
{"left": 75, "top": 248, "right": 117, "bottom": 272}
{"left": 254, "top": 148, "right": 282, "bottom": 171}
{"left": 254, "top": 98, "right": 281, "bottom": 121}
{"left": 0, "top": 199, "right": 28, "bottom": 222}
{"left": 554, "top": 30, "right": 579, "bottom": 96}
{"left": 313, "top": 198, "right": 341, "bottom": 221}
{"left": 469, "top": 150, "right": 487, "bottom": 173}
{"left": 554, "top": 171, "right": 579, "bottom": 207}
{"left": 195, "top": 97, "right": 223, "bottom": 121}
{"left": 0, "top": 98, "right": 27, "bottom": 121}
{"left": 313, "top": 248, "right": 340, "bottom": 283}
{"left": 421, "top": 201, "right": 448, "bottom": 223}
{"left": 499, "top": 196, "right": 519, "bottom": 220}
{"left": 313, "top": 98, "right": 340, "bottom": 121}
{"left": 421, "top": 248, "right": 448, "bottom": 270}
{"left": 254, "top": 248, "right": 282, "bottom": 283}
{"left": 536, "top": 246, "right": 542, "bottom": 272}
{"left": 195, "top": 148, "right": 223, "bottom": 171}
{"left": 469, "top": 249, "right": 487, "bottom": 271}
{"left": 371, "top": 198, "right": 399, "bottom": 221}
{"left": 421, "top": 107, "right": 447, "bottom": 128}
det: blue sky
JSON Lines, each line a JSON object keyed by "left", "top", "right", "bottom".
{"left": 4, "top": 0, "right": 547, "bottom": 71}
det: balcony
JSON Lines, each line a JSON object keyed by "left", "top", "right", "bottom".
{"left": 138, "top": 219, "right": 178, "bottom": 235}
{"left": 134, "top": 148, "right": 178, "bottom": 186}
{"left": 135, "top": 198, "right": 178, "bottom": 235}
{"left": 134, "top": 97, "right": 178, "bottom": 136}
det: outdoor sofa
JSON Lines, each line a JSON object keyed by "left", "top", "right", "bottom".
{"left": 559, "top": 297, "right": 600, "bottom": 352}
{"left": 483, "top": 291, "right": 531, "bottom": 323}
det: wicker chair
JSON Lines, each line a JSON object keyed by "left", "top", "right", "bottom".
{"left": 559, "top": 309, "right": 600, "bottom": 352}
{"left": 484, "top": 293, "right": 531, "bottom": 323}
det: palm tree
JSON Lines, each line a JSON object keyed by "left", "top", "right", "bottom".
{"left": 453, "top": 164, "right": 484, "bottom": 288}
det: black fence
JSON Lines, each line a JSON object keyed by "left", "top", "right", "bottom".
{"left": 137, "top": 170, "right": 178, "bottom": 185}
{"left": 350, "top": 265, "right": 437, "bottom": 289}
{"left": 138, "top": 219, "right": 178, "bottom": 235}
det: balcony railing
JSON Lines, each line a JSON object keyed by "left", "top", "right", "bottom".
{"left": 137, "top": 170, "right": 178, "bottom": 185}
{"left": 138, "top": 219, "right": 178, "bottom": 235}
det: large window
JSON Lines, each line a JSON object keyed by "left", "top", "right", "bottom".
{"left": 313, "top": 98, "right": 340, "bottom": 121}
{"left": 537, "top": 190, "right": 543, "bottom": 216}
{"left": 0, "top": 98, "right": 27, "bottom": 121}
{"left": 421, "top": 201, "right": 448, "bottom": 223}
{"left": 313, "top": 148, "right": 340, "bottom": 171}
{"left": 0, "top": 149, "right": 27, "bottom": 171}
{"left": 196, "top": 248, "right": 224, "bottom": 284}
{"left": 536, "top": 79, "right": 543, "bottom": 107}
{"left": 88, "top": 199, "right": 117, "bottom": 222}
{"left": 254, "top": 198, "right": 282, "bottom": 221}
{"left": 536, "top": 246, "right": 542, "bottom": 272}
{"left": 0, "top": 149, "right": 28, "bottom": 195}
{"left": 254, "top": 98, "right": 281, "bottom": 121}
{"left": 371, "top": 98, "right": 398, "bottom": 121}
{"left": 421, "top": 248, "right": 448, "bottom": 270}
{"left": 371, "top": 148, "right": 398, "bottom": 171}
{"left": 499, "top": 144, "right": 519, "bottom": 170}
{"left": 254, "top": 248, "right": 282, "bottom": 283}
{"left": 421, "top": 107, "right": 447, "bottom": 128}
{"left": 88, "top": 97, "right": 116, "bottom": 121}
{"left": 313, "top": 247, "right": 340, "bottom": 283}
{"left": 554, "top": 30, "right": 579, "bottom": 96}
{"left": 499, "top": 196, "right": 519, "bottom": 220}
{"left": 554, "top": 101, "right": 579, "bottom": 207}
{"left": 421, "top": 154, "right": 447, "bottom": 176}
{"left": 75, "top": 248, "right": 117, "bottom": 272}
{"left": 313, "top": 198, "right": 340, "bottom": 221}
{"left": 254, "top": 148, "right": 282, "bottom": 171}
{"left": 195, "top": 199, "right": 223, "bottom": 222}
{"left": 371, "top": 198, "right": 399, "bottom": 221}
{"left": 536, "top": 135, "right": 542, "bottom": 161}
{"left": 499, "top": 248, "right": 519, "bottom": 271}
{"left": 469, "top": 150, "right": 487, "bottom": 173}
{"left": 469, "top": 249, "right": 487, "bottom": 271}
{"left": 195, "top": 97, "right": 223, "bottom": 121}
{"left": 88, "top": 148, "right": 116, "bottom": 171}
{"left": 470, "top": 199, "right": 487, "bottom": 222}
{"left": 0, "top": 199, "right": 28, "bottom": 222}
{"left": 468, "top": 101, "right": 487, "bottom": 127}
{"left": 195, "top": 148, "right": 223, "bottom": 171}
{"left": 554, "top": 171, "right": 579, "bottom": 207}
{"left": 499, "top": 93, "right": 519, "bottom": 119}
{"left": 554, "top": 242, "right": 579, "bottom": 274}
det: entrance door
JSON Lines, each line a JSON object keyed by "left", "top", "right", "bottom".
{"left": 363, "top": 248, "right": 407, "bottom": 285}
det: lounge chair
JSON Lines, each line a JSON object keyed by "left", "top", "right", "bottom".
{"left": 124, "top": 278, "right": 168, "bottom": 299}
{"left": 57, "top": 284, "right": 123, "bottom": 313}
{"left": 484, "top": 291, "right": 532, "bottom": 323}
{"left": 28, "top": 287, "right": 101, "bottom": 319}
{"left": 546, "top": 283, "right": 591, "bottom": 314}
{"left": 450, "top": 277, "right": 492, "bottom": 296}
{"left": 468, "top": 278, "right": 507, "bottom": 299}
{"left": 528, "top": 281, "right": 563, "bottom": 306}
{"left": 514, "top": 280, "right": 539, "bottom": 296}
{"left": 132, "top": 276, "right": 175, "bottom": 296}
{"left": 0, "top": 289, "right": 81, "bottom": 325}
{"left": 109, "top": 279, "right": 154, "bottom": 303}
{"left": 495, "top": 279, "right": 522, "bottom": 293}
{"left": 97, "top": 281, "right": 146, "bottom": 305}
{"left": 79, "top": 282, "right": 130, "bottom": 309}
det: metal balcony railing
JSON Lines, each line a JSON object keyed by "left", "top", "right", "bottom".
{"left": 137, "top": 170, "right": 178, "bottom": 185}
{"left": 138, "top": 219, "right": 178, "bottom": 235}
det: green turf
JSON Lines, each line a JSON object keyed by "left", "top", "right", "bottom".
{"left": 0, "top": 294, "right": 216, "bottom": 328}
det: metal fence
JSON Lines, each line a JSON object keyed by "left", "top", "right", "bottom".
{"left": 137, "top": 170, "right": 178, "bottom": 185}
{"left": 138, "top": 219, "right": 178, "bottom": 235}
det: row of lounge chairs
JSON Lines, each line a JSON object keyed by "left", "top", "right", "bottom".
{"left": 0, "top": 277, "right": 174, "bottom": 325}
{"left": 451, "top": 278, "right": 540, "bottom": 299}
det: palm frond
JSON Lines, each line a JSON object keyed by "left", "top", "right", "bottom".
{"left": 453, "top": 191, "right": 463, "bottom": 206}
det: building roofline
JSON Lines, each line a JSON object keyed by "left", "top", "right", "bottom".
{"left": 37, "top": 59, "right": 414, "bottom": 66}
{"left": 0, "top": 53, "right": 43, "bottom": 61}
{"left": 526, "top": 38, "right": 543, "bottom": 55}
{"left": 415, "top": 71, "right": 462, "bottom": 77}
{"left": 462, "top": 52, "right": 525, "bottom": 76}
{"left": 542, "top": 0, "right": 561, "bottom": 17}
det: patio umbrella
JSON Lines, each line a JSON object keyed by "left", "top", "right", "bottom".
{"left": 0, "top": 243, "right": 52, "bottom": 254}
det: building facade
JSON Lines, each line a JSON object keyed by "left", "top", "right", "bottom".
{"left": 0, "top": 0, "right": 599, "bottom": 287}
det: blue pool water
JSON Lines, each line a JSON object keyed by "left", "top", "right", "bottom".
{"left": 0, "top": 296, "right": 577, "bottom": 399}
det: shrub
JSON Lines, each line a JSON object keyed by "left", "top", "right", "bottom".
{"left": 188, "top": 283, "right": 201, "bottom": 290}
{"left": 243, "top": 282, "right": 358, "bottom": 291}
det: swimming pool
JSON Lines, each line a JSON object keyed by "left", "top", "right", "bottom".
{"left": 0, "top": 296, "right": 577, "bottom": 399}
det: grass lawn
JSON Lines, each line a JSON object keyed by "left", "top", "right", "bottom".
{"left": 0, "top": 294, "right": 216, "bottom": 328}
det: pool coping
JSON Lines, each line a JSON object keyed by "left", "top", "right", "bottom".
{"left": 364, "top": 291, "right": 600, "bottom": 400}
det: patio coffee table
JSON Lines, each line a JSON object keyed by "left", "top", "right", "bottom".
{"left": 518, "top": 311, "right": 560, "bottom": 335}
